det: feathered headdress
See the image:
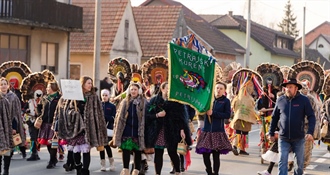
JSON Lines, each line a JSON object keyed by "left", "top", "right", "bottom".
{"left": 141, "top": 56, "right": 168, "bottom": 86}
{"left": 20, "top": 70, "right": 55, "bottom": 101}
{"left": 108, "top": 57, "right": 132, "bottom": 94}
{"left": 0, "top": 61, "right": 32, "bottom": 90}
{"left": 290, "top": 61, "right": 325, "bottom": 94}
{"left": 221, "top": 62, "right": 242, "bottom": 83}
{"left": 256, "top": 63, "right": 283, "bottom": 89}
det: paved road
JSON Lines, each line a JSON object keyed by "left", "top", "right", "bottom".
{"left": 9, "top": 125, "right": 330, "bottom": 175}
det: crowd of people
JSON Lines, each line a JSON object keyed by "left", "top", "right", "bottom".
{"left": 0, "top": 65, "right": 330, "bottom": 175}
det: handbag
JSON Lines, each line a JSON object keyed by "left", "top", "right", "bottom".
{"left": 106, "top": 122, "right": 114, "bottom": 137}
{"left": 177, "top": 138, "right": 187, "bottom": 155}
{"left": 51, "top": 134, "right": 58, "bottom": 149}
{"left": 96, "top": 146, "right": 105, "bottom": 151}
{"left": 321, "top": 124, "right": 328, "bottom": 138}
{"left": 13, "top": 134, "right": 22, "bottom": 146}
{"left": 143, "top": 148, "right": 155, "bottom": 154}
{"left": 34, "top": 116, "right": 43, "bottom": 129}
{"left": 0, "top": 149, "right": 11, "bottom": 156}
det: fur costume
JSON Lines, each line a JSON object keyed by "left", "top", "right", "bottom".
{"left": 0, "top": 94, "right": 13, "bottom": 151}
{"left": 145, "top": 94, "right": 192, "bottom": 152}
{"left": 113, "top": 94, "right": 147, "bottom": 150}
{"left": 3, "top": 91, "right": 26, "bottom": 146}
{"left": 57, "top": 92, "right": 108, "bottom": 147}
{"left": 320, "top": 99, "right": 330, "bottom": 144}
{"left": 304, "top": 94, "right": 321, "bottom": 140}
{"left": 230, "top": 82, "right": 257, "bottom": 132}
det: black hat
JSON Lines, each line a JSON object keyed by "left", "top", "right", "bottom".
{"left": 281, "top": 78, "right": 302, "bottom": 90}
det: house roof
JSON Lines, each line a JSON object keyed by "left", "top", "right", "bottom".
{"left": 185, "top": 17, "right": 245, "bottom": 55}
{"left": 200, "top": 14, "right": 239, "bottom": 28}
{"left": 303, "top": 48, "right": 330, "bottom": 70}
{"left": 202, "top": 14, "right": 299, "bottom": 58}
{"left": 132, "top": 6, "right": 182, "bottom": 57}
{"left": 70, "top": 0, "right": 128, "bottom": 53}
{"left": 295, "top": 21, "right": 330, "bottom": 49}
{"left": 139, "top": 0, "right": 245, "bottom": 56}
{"left": 308, "top": 34, "right": 330, "bottom": 47}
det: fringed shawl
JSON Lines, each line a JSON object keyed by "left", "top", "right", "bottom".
{"left": 0, "top": 95, "right": 13, "bottom": 151}
{"left": 4, "top": 91, "right": 26, "bottom": 146}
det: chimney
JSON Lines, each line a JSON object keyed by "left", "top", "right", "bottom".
{"left": 229, "top": 11, "right": 233, "bottom": 16}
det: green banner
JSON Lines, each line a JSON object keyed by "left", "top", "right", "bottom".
{"left": 168, "top": 43, "right": 215, "bottom": 113}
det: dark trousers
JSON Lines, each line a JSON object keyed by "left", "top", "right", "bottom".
{"left": 99, "top": 145, "right": 113, "bottom": 159}
{"left": 122, "top": 149, "right": 141, "bottom": 170}
{"left": 47, "top": 145, "right": 57, "bottom": 164}
{"left": 203, "top": 150, "right": 220, "bottom": 174}
{"left": 74, "top": 152, "right": 91, "bottom": 170}
{"left": 154, "top": 148, "right": 180, "bottom": 174}
{"left": 0, "top": 151, "right": 13, "bottom": 174}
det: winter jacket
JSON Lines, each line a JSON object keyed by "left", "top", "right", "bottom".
{"left": 203, "top": 95, "right": 231, "bottom": 133}
{"left": 269, "top": 92, "right": 316, "bottom": 141}
{"left": 145, "top": 94, "right": 192, "bottom": 152}
{"left": 39, "top": 92, "right": 61, "bottom": 124}
{"left": 122, "top": 101, "right": 139, "bottom": 138}
{"left": 102, "top": 101, "right": 116, "bottom": 130}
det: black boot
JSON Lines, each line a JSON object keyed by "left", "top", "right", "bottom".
{"left": 169, "top": 161, "right": 175, "bottom": 174}
{"left": 75, "top": 163, "right": 82, "bottom": 175}
{"left": 20, "top": 146, "right": 27, "bottom": 159}
{"left": 81, "top": 168, "right": 90, "bottom": 175}
{"left": 27, "top": 153, "right": 39, "bottom": 161}
{"left": 206, "top": 168, "right": 213, "bottom": 175}
{"left": 0, "top": 156, "right": 2, "bottom": 175}
{"left": 139, "top": 159, "right": 146, "bottom": 175}
{"left": 3, "top": 155, "right": 11, "bottom": 175}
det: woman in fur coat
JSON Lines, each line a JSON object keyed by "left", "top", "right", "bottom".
{"left": 0, "top": 78, "right": 15, "bottom": 175}
{"left": 56, "top": 76, "right": 107, "bottom": 175}
{"left": 113, "top": 83, "right": 147, "bottom": 175}
{"left": 37, "top": 81, "right": 61, "bottom": 169}
{"left": 145, "top": 82, "right": 192, "bottom": 175}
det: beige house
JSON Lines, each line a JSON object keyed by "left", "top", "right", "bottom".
{"left": 0, "top": 0, "right": 82, "bottom": 79}
{"left": 200, "top": 12, "right": 300, "bottom": 69}
{"left": 70, "top": 0, "right": 142, "bottom": 80}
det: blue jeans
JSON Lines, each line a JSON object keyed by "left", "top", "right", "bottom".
{"left": 278, "top": 138, "right": 305, "bottom": 175}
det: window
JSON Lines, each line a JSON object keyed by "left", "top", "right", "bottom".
{"left": 124, "top": 20, "right": 129, "bottom": 49}
{"left": 277, "top": 38, "right": 282, "bottom": 48}
{"left": 276, "top": 37, "right": 288, "bottom": 49}
{"left": 70, "top": 64, "right": 81, "bottom": 80}
{"left": 0, "top": 34, "right": 27, "bottom": 63}
{"left": 318, "top": 44, "right": 324, "bottom": 48}
{"left": 41, "top": 42, "right": 58, "bottom": 74}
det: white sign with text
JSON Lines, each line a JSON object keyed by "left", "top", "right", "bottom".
{"left": 60, "top": 79, "right": 84, "bottom": 100}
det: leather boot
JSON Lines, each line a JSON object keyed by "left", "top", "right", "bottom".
{"left": 27, "top": 153, "right": 39, "bottom": 161}
{"left": 3, "top": 155, "right": 11, "bottom": 175}
{"left": 169, "top": 161, "right": 175, "bottom": 174}
{"left": 75, "top": 163, "right": 82, "bottom": 175}
{"left": 139, "top": 159, "right": 146, "bottom": 175}
{"left": 206, "top": 168, "right": 213, "bottom": 175}
{"left": 81, "top": 168, "right": 90, "bottom": 175}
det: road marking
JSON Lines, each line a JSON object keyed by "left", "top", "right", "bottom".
{"left": 250, "top": 128, "right": 260, "bottom": 133}
{"left": 306, "top": 165, "right": 317, "bottom": 170}
{"left": 314, "top": 158, "right": 327, "bottom": 163}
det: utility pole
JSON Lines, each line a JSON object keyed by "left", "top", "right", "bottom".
{"left": 301, "top": 6, "right": 306, "bottom": 61}
{"left": 93, "top": 0, "right": 101, "bottom": 93}
{"left": 244, "top": 0, "right": 251, "bottom": 68}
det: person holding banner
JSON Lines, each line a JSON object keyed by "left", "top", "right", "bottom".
{"left": 112, "top": 83, "right": 147, "bottom": 175}
{"left": 0, "top": 78, "right": 15, "bottom": 175}
{"left": 56, "top": 76, "right": 108, "bottom": 175}
{"left": 38, "top": 81, "right": 61, "bottom": 169}
{"left": 195, "top": 81, "right": 232, "bottom": 175}
{"left": 145, "top": 82, "right": 191, "bottom": 175}
{"left": 99, "top": 89, "right": 116, "bottom": 171}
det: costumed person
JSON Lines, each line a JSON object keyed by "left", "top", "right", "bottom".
{"left": 300, "top": 80, "right": 321, "bottom": 172}
{"left": 0, "top": 79, "right": 14, "bottom": 175}
{"left": 37, "top": 81, "right": 61, "bottom": 169}
{"left": 25, "top": 90, "right": 43, "bottom": 161}
{"left": 145, "top": 82, "right": 191, "bottom": 175}
{"left": 320, "top": 74, "right": 330, "bottom": 168}
{"left": 0, "top": 77, "right": 26, "bottom": 159}
{"left": 112, "top": 83, "right": 147, "bottom": 175}
{"left": 99, "top": 89, "right": 116, "bottom": 172}
{"left": 231, "top": 80, "right": 258, "bottom": 155}
{"left": 196, "top": 82, "right": 232, "bottom": 175}
{"left": 56, "top": 76, "right": 107, "bottom": 175}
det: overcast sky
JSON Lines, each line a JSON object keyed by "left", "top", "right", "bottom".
{"left": 131, "top": 0, "right": 330, "bottom": 37}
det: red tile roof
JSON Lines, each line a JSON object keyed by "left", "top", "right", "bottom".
{"left": 295, "top": 21, "right": 330, "bottom": 49}
{"left": 133, "top": 6, "right": 182, "bottom": 57}
{"left": 70, "top": 0, "right": 128, "bottom": 53}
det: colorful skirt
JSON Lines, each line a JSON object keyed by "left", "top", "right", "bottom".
{"left": 120, "top": 137, "right": 139, "bottom": 151}
{"left": 37, "top": 123, "right": 54, "bottom": 145}
{"left": 155, "top": 127, "right": 166, "bottom": 148}
{"left": 67, "top": 133, "right": 90, "bottom": 153}
{"left": 196, "top": 131, "right": 232, "bottom": 154}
